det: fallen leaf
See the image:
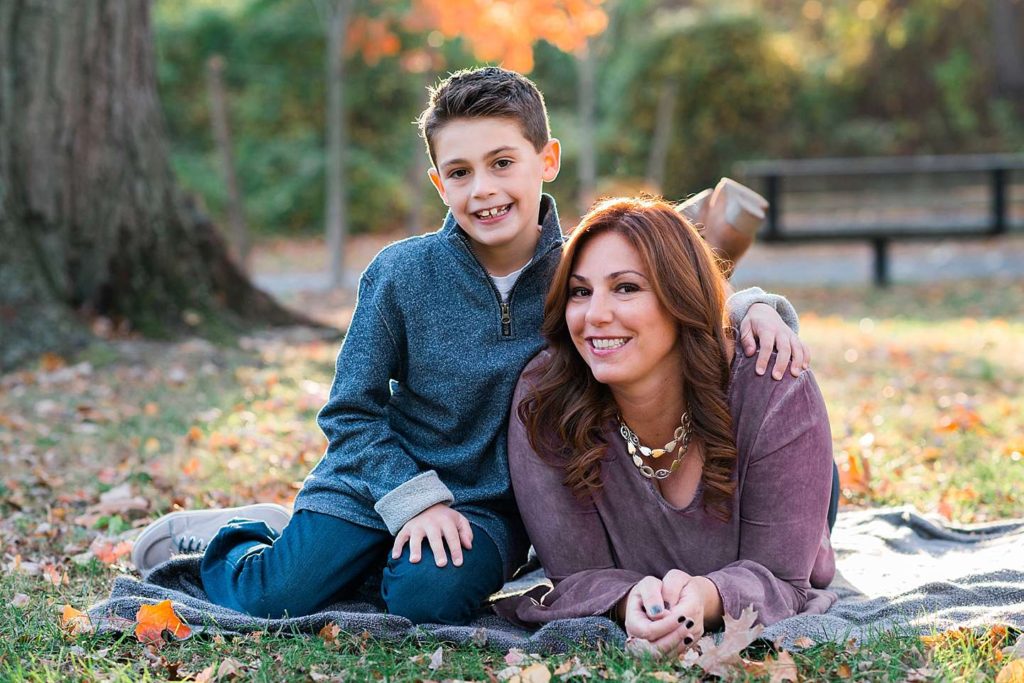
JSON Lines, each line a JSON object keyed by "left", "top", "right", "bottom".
{"left": 135, "top": 600, "right": 192, "bottom": 645}
{"left": 519, "top": 663, "right": 551, "bottom": 683}
{"left": 429, "top": 646, "right": 444, "bottom": 671}
{"left": 471, "top": 626, "right": 488, "bottom": 647}
{"left": 997, "top": 660, "right": 1024, "bottom": 683}
{"left": 553, "top": 656, "right": 591, "bottom": 679}
{"left": 12, "top": 593, "right": 30, "bottom": 608}
{"left": 319, "top": 622, "right": 341, "bottom": 644}
{"left": 89, "top": 536, "right": 133, "bottom": 564}
{"left": 649, "top": 672, "right": 678, "bottom": 682}
{"left": 792, "top": 636, "right": 815, "bottom": 649}
{"left": 836, "top": 662, "right": 852, "bottom": 678}
{"left": 60, "top": 605, "right": 94, "bottom": 636}
{"left": 624, "top": 636, "right": 659, "bottom": 657}
{"left": 505, "top": 648, "right": 528, "bottom": 666}
{"left": 764, "top": 650, "right": 799, "bottom": 683}
{"left": 694, "top": 605, "right": 764, "bottom": 677}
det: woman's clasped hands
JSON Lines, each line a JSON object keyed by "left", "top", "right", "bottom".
{"left": 618, "top": 570, "right": 722, "bottom": 659}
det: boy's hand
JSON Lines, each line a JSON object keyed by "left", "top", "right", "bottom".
{"left": 739, "top": 302, "right": 810, "bottom": 379}
{"left": 392, "top": 503, "right": 473, "bottom": 567}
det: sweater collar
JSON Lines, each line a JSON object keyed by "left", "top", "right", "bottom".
{"left": 442, "top": 194, "right": 564, "bottom": 267}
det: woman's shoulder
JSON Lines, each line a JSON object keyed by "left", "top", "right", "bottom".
{"left": 728, "top": 350, "right": 826, "bottom": 427}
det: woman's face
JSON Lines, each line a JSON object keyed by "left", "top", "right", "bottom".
{"left": 565, "top": 230, "right": 682, "bottom": 396}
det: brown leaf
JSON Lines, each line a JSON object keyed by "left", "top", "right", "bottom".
{"left": 11, "top": 593, "right": 30, "bottom": 608}
{"left": 792, "top": 636, "right": 815, "bottom": 649}
{"left": 836, "top": 662, "right": 852, "bottom": 678}
{"left": 60, "top": 604, "right": 94, "bottom": 636}
{"left": 319, "top": 622, "right": 341, "bottom": 644}
{"left": 695, "top": 605, "right": 764, "bottom": 677}
{"left": 505, "top": 649, "right": 528, "bottom": 666}
{"left": 89, "top": 536, "right": 133, "bottom": 564}
{"left": 765, "top": 650, "right": 799, "bottom": 683}
{"left": 997, "top": 660, "right": 1024, "bottom": 683}
{"left": 135, "top": 600, "right": 192, "bottom": 645}
{"left": 519, "top": 663, "right": 551, "bottom": 683}
{"left": 429, "top": 646, "right": 444, "bottom": 671}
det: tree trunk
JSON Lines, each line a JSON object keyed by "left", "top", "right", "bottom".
{"left": 576, "top": 41, "right": 598, "bottom": 214}
{"left": 990, "top": 0, "right": 1024, "bottom": 98}
{"left": 206, "top": 55, "right": 251, "bottom": 272}
{"left": 0, "top": 1, "right": 310, "bottom": 371}
{"left": 324, "top": 0, "right": 354, "bottom": 289}
{"left": 645, "top": 77, "right": 679, "bottom": 193}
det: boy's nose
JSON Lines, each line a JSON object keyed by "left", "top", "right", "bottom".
{"left": 472, "top": 176, "right": 496, "bottom": 198}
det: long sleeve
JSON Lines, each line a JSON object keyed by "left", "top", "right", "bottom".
{"left": 727, "top": 286, "right": 800, "bottom": 334}
{"left": 310, "top": 270, "right": 452, "bottom": 534}
{"left": 505, "top": 370, "right": 641, "bottom": 621}
{"left": 705, "top": 369, "right": 835, "bottom": 625}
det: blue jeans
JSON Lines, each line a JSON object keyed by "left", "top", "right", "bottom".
{"left": 200, "top": 509, "right": 504, "bottom": 624}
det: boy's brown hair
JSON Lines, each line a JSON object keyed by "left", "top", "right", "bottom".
{"left": 417, "top": 67, "right": 551, "bottom": 165}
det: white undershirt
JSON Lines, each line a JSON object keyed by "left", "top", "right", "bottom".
{"left": 490, "top": 259, "right": 531, "bottom": 302}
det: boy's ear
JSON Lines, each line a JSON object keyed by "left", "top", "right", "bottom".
{"left": 542, "top": 138, "right": 561, "bottom": 182}
{"left": 427, "top": 168, "right": 449, "bottom": 206}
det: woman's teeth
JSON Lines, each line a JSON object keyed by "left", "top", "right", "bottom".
{"left": 592, "top": 338, "right": 628, "bottom": 350}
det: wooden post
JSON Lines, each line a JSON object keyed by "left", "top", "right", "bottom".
{"left": 206, "top": 55, "right": 250, "bottom": 272}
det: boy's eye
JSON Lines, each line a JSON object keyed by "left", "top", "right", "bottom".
{"left": 494, "top": 159, "right": 513, "bottom": 169}
{"left": 448, "top": 169, "right": 468, "bottom": 179}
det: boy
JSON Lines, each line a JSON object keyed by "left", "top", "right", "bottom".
{"left": 132, "top": 67, "right": 802, "bottom": 625}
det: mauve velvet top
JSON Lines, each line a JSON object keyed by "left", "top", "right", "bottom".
{"left": 503, "top": 350, "right": 838, "bottom": 627}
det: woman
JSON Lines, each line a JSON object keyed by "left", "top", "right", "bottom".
{"left": 504, "top": 197, "right": 836, "bottom": 657}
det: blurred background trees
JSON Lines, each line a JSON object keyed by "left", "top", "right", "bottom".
{"left": 153, "top": 0, "right": 1023, "bottom": 243}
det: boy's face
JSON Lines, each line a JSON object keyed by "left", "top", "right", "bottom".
{"left": 428, "top": 117, "right": 560, "bottom": 272}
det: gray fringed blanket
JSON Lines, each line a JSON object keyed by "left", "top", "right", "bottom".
{"left": 89, "top": 507, "right": 1024, "bottom": 652}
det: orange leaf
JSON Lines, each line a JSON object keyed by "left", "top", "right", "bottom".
{"left": 60, "top": 604, "right": 94, "bottom": 636}
{"left": 90, "top": 537, "right": 133, "bottom": 564}
{"left": 40, "top": 352, "right": 66, "bottom": 372}
{"left": 135, "top": 600, "right": 192, "bottom": 645}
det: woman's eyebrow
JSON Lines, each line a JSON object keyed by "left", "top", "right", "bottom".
{"left": 608, "top": 269, "right": 649, "bottom": 281}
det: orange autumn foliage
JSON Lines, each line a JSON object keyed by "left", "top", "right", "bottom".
{"left": 135, "top": 600, "right": 192, "bottom": 644}
{"left": 60, "top": 604, "right": 94, "bottom": 636}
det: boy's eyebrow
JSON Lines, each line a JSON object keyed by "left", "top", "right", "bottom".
{"left": 439, "top": 146, "right": 518, "bottom": 170}
{"left": 568, "top": 270, "right": 649, "bottom": 284}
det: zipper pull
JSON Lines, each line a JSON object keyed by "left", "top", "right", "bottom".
{"left": 500, "top": 302, "right": 512, "bottom": 337}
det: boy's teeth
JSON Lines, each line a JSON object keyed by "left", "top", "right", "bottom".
{"left": 592, "top": 338, "right": 627, "bottom": 350}
{"left": 477, "top": 204, "right": 510, "bottom": 218}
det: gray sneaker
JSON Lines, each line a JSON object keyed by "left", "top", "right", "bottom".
{"left": 131, "top": 503, "right": 292, "bottom": 573}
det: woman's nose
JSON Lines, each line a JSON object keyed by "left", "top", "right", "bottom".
{"left": 585, "top": 292, "right": 613, "bottom": 325}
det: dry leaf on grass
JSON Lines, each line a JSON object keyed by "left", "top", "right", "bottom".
{"left": 997, "top": 660, "right": 1024, "bottom": 683}
{"left": 764, "top": 650, "right": 799, "bottom": 683}
{"left": 694, "top": 605, "right": 764, "bottom": 677}
{"left": 11, "top": 593, "right": 30, "bottom": 608}
{"left": 59, "top": 604, "right": 94, "bottom": 636}
{"left": 792, "top": 636, "right": 815, "bottom": 649}
{"left": 134, "top": 599, "right": 192, "bottom": 645}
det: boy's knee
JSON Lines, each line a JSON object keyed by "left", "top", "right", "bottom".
{"left": 382, "top": 537, "right": 503, "bottom": 624}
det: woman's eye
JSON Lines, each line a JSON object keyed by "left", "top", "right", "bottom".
{"left": 616, "top": 283, "right": 640, "bottom": 294}
{"left": 569, "top": 287, "right": 590, "bottom": 298}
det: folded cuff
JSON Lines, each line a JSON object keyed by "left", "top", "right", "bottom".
{"left": 727, "top": 286, "right": 800, "bottom": 334}
{"left": 374, "top": 470, "right": 455, "bottom": 535}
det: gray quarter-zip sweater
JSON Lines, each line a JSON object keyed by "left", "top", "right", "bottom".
{"left": 294, "top": 195, "right": 796, "bottom": 577}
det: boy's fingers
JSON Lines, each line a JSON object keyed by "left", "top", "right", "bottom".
{"left": 456, "top": 514, "right": 474, "bottom": 549}
{"left": 391, "top": 529, "right": 409, "bottom": 559}
{"left": 408, "top": 531, "right": 424, "bottom": 564}
{"left": 789, "top": 339, "right": 807, "bottom": 377}
{"left": 739, "top": 318, "right": 756, "bottom": 356}
{"left": 755, "top": 330, "right": 775, "bottom": 375}
{"left": 426, "top": 527, "right": 448, "bottom": 567}
{"left": 772, "top": 335, "right": 791, "bottom": 380}
{"left": 441, "top": 522, "right": 463, "bottom": 567}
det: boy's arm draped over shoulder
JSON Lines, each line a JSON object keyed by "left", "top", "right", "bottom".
{"left": 313, "top": 268, "right": 452, "bottom": 535}
{"left": 726, "top": 286, "right": 799, "bottom": 333}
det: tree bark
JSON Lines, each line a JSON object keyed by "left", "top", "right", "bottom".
{"left": 576, "top": 41, "right": 598, "bottom": 214}
{"left": 990, "top": 0, "right": 1024, "bottom": 97}
{"left": 207, "top": 55, "right": 251, "bottom": 272}
{"left": 323, "top": 0, "right": 354, "bottom": 288}
{"left": 645, "top": 77, "right": 679, "bottom": 193}
{"left": 0, "top": 1, "right": 310, "bottom": 371}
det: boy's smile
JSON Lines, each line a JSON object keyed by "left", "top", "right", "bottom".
{"left": 428, "top": 118, "right": 560, "bottom": 276}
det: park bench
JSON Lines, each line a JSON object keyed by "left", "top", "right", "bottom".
{"left": 733, "top": 154, "right": 1024, "bottom": 286}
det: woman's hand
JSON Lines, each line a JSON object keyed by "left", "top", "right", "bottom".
{"left": 391, "top": 503, "right": 473, "bottom": 567}
{"left": 619, "top": 577, "right": 695, "bottom": 658}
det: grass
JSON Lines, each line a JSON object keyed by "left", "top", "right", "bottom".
{"left": 2, "top": 278, "right": 1023, "bottom": 681}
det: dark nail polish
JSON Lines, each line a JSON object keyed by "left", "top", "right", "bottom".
{"left": 677, "top": 615, "right": 688, "bottom": 623}
{"left": 664, "top": 601, "right": 670, "bottom": 609}
{"left": 684, "top": 637, "right": 693, "bottom": 645}
{"left": 686, "top": 619, "right": 694, "bottom": 629}
{"left": 649, "top": 605, "right": 662, "bottom": 615}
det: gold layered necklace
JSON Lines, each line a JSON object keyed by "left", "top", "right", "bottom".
{"left": 618, "top": 411, "right": 693, "bottom": 480}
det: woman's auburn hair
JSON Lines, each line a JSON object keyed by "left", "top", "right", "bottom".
{"left": 518, "top": 195, "right": 739, "bottom": 521}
